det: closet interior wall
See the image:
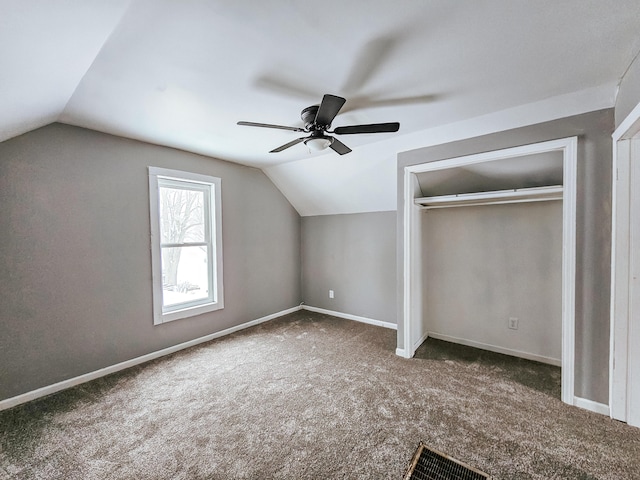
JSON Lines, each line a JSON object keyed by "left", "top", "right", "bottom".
{"left": 420, "top": 198, "right": 563, "bottom": 365}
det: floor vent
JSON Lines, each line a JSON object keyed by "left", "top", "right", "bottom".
{"left": 404, "top": 442, "right": 491, "bottom": 480}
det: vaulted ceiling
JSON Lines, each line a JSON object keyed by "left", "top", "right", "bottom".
{"left": 3, "top": 1, "right": 640, "bottom": 215}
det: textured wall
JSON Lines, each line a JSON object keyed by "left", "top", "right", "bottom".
{"left": 0, "top": 124, "right": 301, "bottom": 401}
{"left": 301, "top": 212, "right": 397, "bottom": 324}
{"left": 422, "top": 201, "right": 563, "bottom": 363}
{"left": 398, "top": 109, "right": 613, "bottom": 404}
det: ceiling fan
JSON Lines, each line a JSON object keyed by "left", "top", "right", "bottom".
{"left": 237, "top": 94, "right": 400, "bottom": 155}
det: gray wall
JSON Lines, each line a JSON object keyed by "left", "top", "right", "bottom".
{"left": 0, "top": 123, "right": 301, "bottom": 401}
{"left": 422, "top": 202, "right": 563, "bottom": 363}
{"left": 398, "top": 109, "right": 613, "bottom": 404}
{"left": 616, "top": 52, "right": 640, "bottom": 128}
{"left": 302, "top": 212, "right": 396, "bottom": 324}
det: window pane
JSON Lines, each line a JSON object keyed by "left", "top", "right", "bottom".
{"left": 161, "top": 245, "right": 210, "bottom": 308}
{"left": 158, "top": 186, "right": 205, "bottom": 244}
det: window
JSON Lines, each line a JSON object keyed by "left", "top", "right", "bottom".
{"left": 148, "top": 167, "right": 223, "bottom": 324}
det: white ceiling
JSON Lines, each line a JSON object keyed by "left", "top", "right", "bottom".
{"left": 2, "top": 1, "right": 640, "bottom": 215}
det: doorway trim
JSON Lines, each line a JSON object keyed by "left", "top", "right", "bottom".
{"left": 399, "top": 136, "right": 577, "bottom": 406}
{"left": 610, "top": 101, "right": 640, "bottom": 426}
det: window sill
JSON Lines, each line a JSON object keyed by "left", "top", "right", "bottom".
{"left": 154, "top": 300, "right": 224, "bottom": 325}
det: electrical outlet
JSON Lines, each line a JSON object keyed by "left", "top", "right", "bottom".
{"left": 329, "top": 289, "right": 334, "bottom": 299}
{"left": 508, "top": 317, "right": 519, "bottom": 330}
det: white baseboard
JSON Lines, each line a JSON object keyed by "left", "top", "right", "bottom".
{"left": 413, "top": 331, "right": 429, "bottom": 351}
{"left": 395, "top": 348, "right": 412, "bottom": 358}
{"left": 574, "top": 396, "right": 610, "bottom": 416}
{"left": 427, "top": 332, "right": 562, "bottom": 367}
{"left": 302, "top": 305, "right": 397, "bottom": 330}
{"left": 0, "top": 306, "right": 302, "bottom": 412}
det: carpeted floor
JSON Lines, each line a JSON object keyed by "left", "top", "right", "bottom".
{"left": 1, "top": 310, "right": 639, "bottom": 479}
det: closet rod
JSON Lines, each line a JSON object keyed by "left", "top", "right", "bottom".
{"left": 415, "top": 185, "right": 563, "bottom": 210}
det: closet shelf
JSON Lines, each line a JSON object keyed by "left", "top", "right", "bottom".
{"left": 415, "top": 185, "right": 563, "bottom": 209}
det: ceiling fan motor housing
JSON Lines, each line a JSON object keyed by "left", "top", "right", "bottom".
{"left": 301, "top": 105, "right": 321, "bottom": 130}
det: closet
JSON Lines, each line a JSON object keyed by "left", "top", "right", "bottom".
{"left": 419, "top": 193, "right": 564, "bottom": 364}
{"left": 401, "top": 137, "right": 578, "bottom": 405}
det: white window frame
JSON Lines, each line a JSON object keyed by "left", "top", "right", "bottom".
{"left": 148, "top": 167, "right": 224, "bottom": 325}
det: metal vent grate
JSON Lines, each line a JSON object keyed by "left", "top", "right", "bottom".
{"left": 404, "top": 442, "right": 491, "bottom": 480}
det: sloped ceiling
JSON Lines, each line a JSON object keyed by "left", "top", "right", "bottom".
{"left": 2, "top": 1, "right": 640, "bottom": 215}
{"left": 0, "top": 0, "right": 132, "bottom": 142}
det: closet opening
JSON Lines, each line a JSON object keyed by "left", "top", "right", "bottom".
{"left": 399, "top": 137, "right": 578, "bottom": 406}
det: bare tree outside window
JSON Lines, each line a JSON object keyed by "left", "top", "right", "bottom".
{"left": 159, "top": 186, "right": 205, "bottom": 288}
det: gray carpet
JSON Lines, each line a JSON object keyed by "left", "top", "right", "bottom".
{"left": 1, "top": 310, "right": 639, "bottom": 479}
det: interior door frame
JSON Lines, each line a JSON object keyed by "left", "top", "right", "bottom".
{"left": 399, "top": 136, "right": 578, "bottom": 406}
{"left": 610, "top": 101, "right": 640, "bottom": 427}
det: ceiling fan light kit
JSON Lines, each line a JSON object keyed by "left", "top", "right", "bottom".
{"left": 305, "top": 136, "right": 333, "bottom": 151}
{"left": 238, "top": 94, "right": 400, "bottom": 155}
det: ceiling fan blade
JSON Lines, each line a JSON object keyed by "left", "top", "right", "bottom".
{"left": 314, "top": 94, "right": 346, "bottom": 127}
{"left": 341, "top": 36, "right": 398, "bottom": 94}
{"left": 238, "top": 121, "right": 305, "bottom": 132}
{"left": 269, "top": 137, "right": 306, "bottom": 153}
{"left": 253, "top": 75, "right": 319, "bottom": 100}
{"left": 333, "top": 122, "right": 400, "bottom": 135}
{"left": 339, "top": 94, "right": 439, "bottom": 114}
{"left": 329, "top": 137, "right": 352, "bottom": 155}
